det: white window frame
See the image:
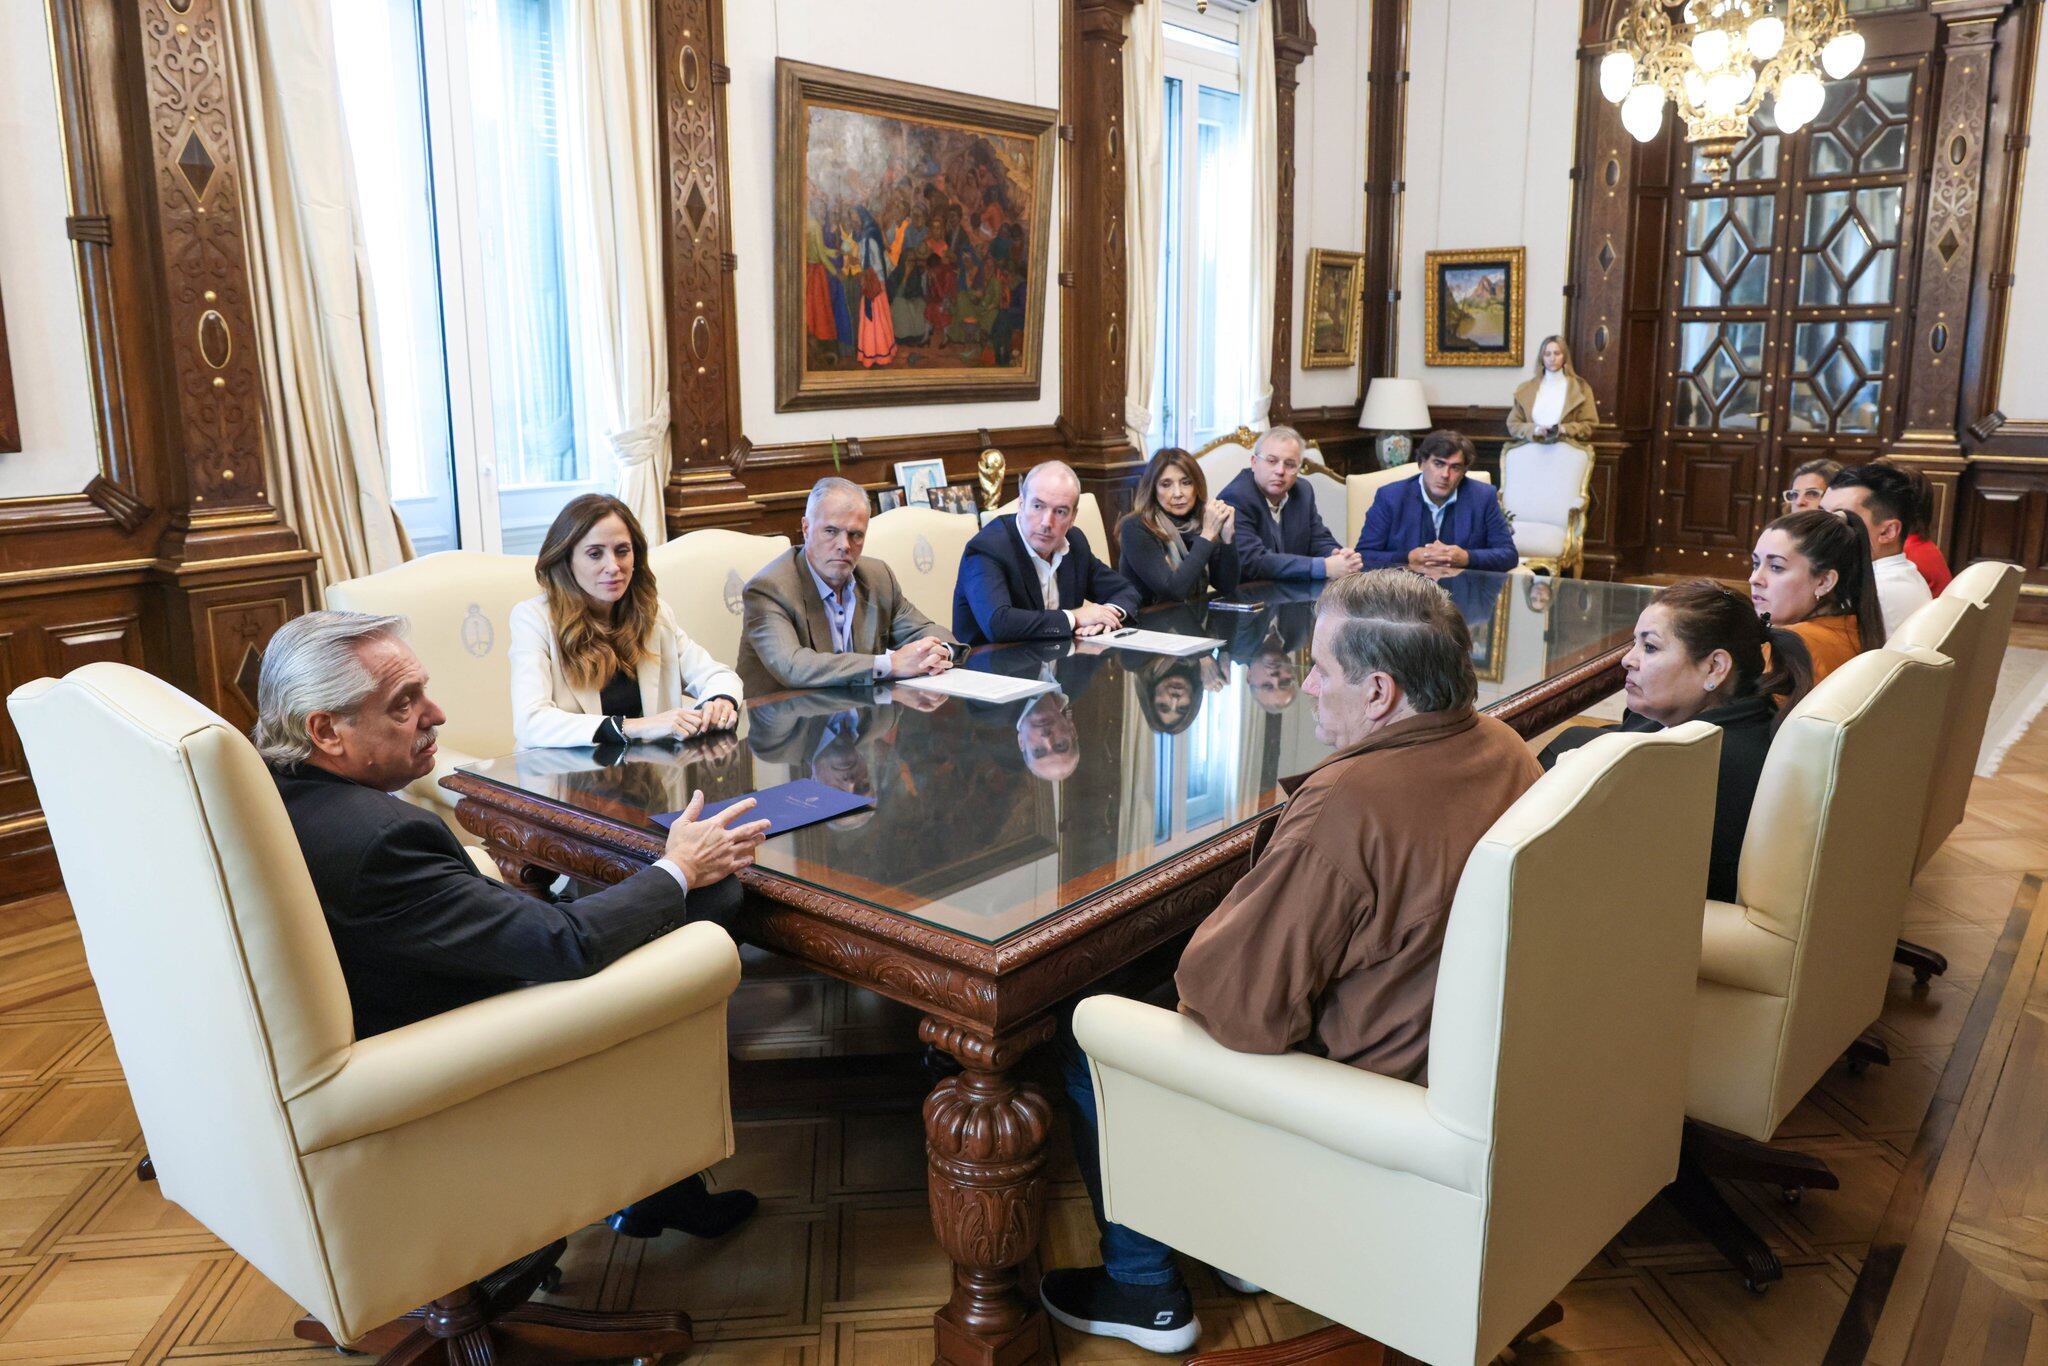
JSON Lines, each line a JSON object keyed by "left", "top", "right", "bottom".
{"left": 1158, "top": 10, "right": 1244, "bottom": 453}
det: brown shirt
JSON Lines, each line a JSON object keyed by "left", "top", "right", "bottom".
{"left": 1175, "top": 706, "right": 1542, "bottom": 1083}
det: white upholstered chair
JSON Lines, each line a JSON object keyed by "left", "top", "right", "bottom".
{"left": 1345, "top": 466, "right": 1493, "bottom": 549}
{"left": 991, "top": 491, "right": 1110, "bottom": 557}
{"left": 647, "top": 528, "right": 791, "bottom": 670}
{"left": 7, "top": 664, "right": 741, "bottom": 1357}
{"left": 1884, "top": 559, "right": 2023, "bottom": 983}
{"left": 325, "top": 551, "right": 537, "bottom": 819}
{"left": 1671, "top": 645, "right": 1952, "bottom": 1290}
{"left": 863, "top": 505, "right": 980, "bottom": 626}
{"left": 1499, "top": 443, "right": 1594, "bottom": 576}
{"left": 1078, "top": 722, "right": 1723, "bottom": 1366}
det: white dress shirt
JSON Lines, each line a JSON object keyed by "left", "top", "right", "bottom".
{"left": 1872, "top": 551, "right": 1933, "bottom": 641}
{"left": 1014, "top": 519, "right": 1075, "bottom": 629}
{"left": 1530, "top": 371, "right": 1568, "bottom": 430}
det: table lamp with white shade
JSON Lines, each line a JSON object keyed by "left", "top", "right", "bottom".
{"left": 1357, "top": 378, "right": 1432, "bottom": 469}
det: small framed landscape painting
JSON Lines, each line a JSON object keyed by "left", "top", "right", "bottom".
{"left": 775, "top": 60, "right": 1058, "bottom": 412}
{"left": 1423, "top": 247, "right": 1525, "bottom": 367}
{"left": 1300, "top": 248, "right": 1363, "bottom": 369}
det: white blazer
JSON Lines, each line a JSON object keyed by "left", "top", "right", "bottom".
{"left": 508, "top": 595, "right": 745, "bottom": 748}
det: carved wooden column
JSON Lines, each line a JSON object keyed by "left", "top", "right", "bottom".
{"left": 1357, "top": 0, "right": 1410, "bottom": 386}
{"left": 134, "top": 0, "right": 316, "bottom": 730}
{"left": 658, "top": 0, "right": 761, "bottom": 533}
{"left": 921, "top": 1016, "right": 1057, "bottom": 1366}
{"left": 1062, "top": 0, "right": 1142, "bottom": 528}
{"left": 1268, "top": 2, "right": 1316, "bottom": 424}
{"left": 1892, "top": 4, "right": 2009, "bottom": 552}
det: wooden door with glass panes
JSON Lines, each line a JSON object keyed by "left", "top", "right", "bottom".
{"left": 1648, "top": 59, "right": 1925, "bottom": 575}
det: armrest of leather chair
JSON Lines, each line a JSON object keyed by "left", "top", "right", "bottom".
{"left": 1697, "top": 899, "right": 1796, "bottom": 997}
{"left": 286, "top": 921, "right": 741, "bottom": 1153}
{"left": 1075, "top": 996, "right": 1487, "bottom": 1193}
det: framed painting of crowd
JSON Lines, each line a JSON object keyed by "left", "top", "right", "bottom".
{"left": 774, "top": 61, "right": 1057, "bottom": 412}
{"left": 0, "top": 288, "right": 19, "bottom": 454}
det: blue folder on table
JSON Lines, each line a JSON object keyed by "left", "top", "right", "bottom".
{"left": 652, "top": 778, "right": 874, "bottom": 837}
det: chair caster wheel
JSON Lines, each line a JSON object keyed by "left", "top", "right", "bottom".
{"left": 1780, "top": 1187, "right": 1802, "bottom": 1206}
{"left": 539, "top": 1264, "right": 564, "bottom": 1293}
{"left": 1744, "top": 1276, "right": 1771, "bottom": 1296}
{"left": 1913, "top": 968, "right": 1934, "bottom": 986}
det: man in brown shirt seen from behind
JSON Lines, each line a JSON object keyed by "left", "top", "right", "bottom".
{"left": 1040, "top": 569, "right": 1543, "bottom": 1353}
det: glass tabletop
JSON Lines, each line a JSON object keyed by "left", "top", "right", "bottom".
{"left": 458, "top": 572, "right": 1653, "bottom": 945}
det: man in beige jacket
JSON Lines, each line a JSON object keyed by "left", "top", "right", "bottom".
{"left": 736, "top": 477, "right": 960, "bottom": 695}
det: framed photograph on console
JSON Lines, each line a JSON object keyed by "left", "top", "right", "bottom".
{"left": 893, "top": 458, "right": 947, "bottom": 508}
{"left": 1423, "top": 247, "right": 1525, "bottom": 367}
{"left": 926, "top": 483, "right": 979, "bottom": 516}
{"left": 0, "top": 288, "right": 19, "bottom": 454}
{"left": 775, "top": 60, "right": 1057, "bottom": 412}
{"left": 1301, "top": 248, "right": 1363, "bottom": 369}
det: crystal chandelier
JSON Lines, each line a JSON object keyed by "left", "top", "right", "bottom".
{"left": 1599, "top": 0, "right": 1865, "bottom": 182}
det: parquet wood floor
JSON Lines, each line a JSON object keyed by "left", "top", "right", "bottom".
{"left": 0, "top": 630, "right": 2042, "bottom": 1365}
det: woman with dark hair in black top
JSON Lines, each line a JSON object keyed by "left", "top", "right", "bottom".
{"left": 1116, "top": 447, "right": 1242, "bottom": 604}
{"left": 1541, "top": 579, "right": 1813, "bottom": 903}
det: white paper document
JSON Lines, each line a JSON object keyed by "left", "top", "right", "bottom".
{"left": 1081, "top": 628, "right": 1225, "bottom": 657}
{"left": 894, "top": 670, "right": 1058, "bottom": 703}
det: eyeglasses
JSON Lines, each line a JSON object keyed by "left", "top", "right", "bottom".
{"left": 1781, "top": 488, "right": 1824, "bottom": 505}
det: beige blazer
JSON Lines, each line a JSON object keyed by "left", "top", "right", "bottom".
{"left": 736, "top": 547, "right": 956, "bottom": 696}
{"left": 509, "top": 595, "right": 743, "bottom": 748}
{"left": 1506, "top": 372, "right": 1600, "bottom": 449}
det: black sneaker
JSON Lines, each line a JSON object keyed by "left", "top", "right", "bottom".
{"left": 1039, "top": 1265, "right": 1198, "bottom": 1354}
{"left": 608, "top": 1174, "right": 758, "bottom": 1239}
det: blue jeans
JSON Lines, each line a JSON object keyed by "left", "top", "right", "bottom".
{"left": 1060, "top": 1033, "right": 1181, "bottom": 1287}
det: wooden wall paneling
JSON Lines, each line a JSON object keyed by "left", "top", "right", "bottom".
{"left": 1959, "top": 1, "right": 2039, "bottom": 445}
{"left": 1268, "top": 0, "right": 1316, "bottom": 423}
{"left": 1062, "top": 0, "right": 1143, "bottom": 530}
{"left": 658, "top": 0, "right": 758, "bottom": 534}
{"left": 1357, "top": 0, "right": 1409, "bottom": 389}
{"left": 0, "top": 290, "right": 17, "bottom": 456}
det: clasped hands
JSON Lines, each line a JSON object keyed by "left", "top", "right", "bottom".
{"left": 1407, "top": 542, "right": 1471, "bottom": 570}
{"left": 1198, "top": 498, "right": 1237, "bottom": 543}
{"left": 1322, "top": 548, "right": 1364, "bottom": 579}
{"left": 887, "top": 636, "right": 953, "bottom": 679}
{"left": 622, "top": 696, "right": 739, "bottom": 743}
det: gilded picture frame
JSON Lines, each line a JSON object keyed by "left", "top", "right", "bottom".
{"left": 1300, "top": 248, "right": 1363, "bottom": 369}
{"left": 1423, "top": 246, "right": 1525, "bottom": 367}
{"left": 775, "top": 60, "right": 1058, "bottom": 412}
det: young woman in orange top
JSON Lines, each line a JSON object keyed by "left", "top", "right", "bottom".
{"left": 1749, "top": 508, "right": 1886, "bottom": 683}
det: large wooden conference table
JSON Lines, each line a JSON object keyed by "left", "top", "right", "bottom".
{"left": 445, "top": 571, "right": 1653, "bottom": 1366}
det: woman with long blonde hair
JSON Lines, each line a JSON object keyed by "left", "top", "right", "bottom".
{"left": 1505, "top": 334, "right": 1600, "bottom": 455}
{"left": 509, "top": 494, "right": 743, "bottom": 747}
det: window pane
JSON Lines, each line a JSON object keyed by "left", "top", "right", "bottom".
{"left": 1189, "top": 84, "right": 1243, "bottom": 447}
{"left": 467, "top": 0, "right": 607, "bottom": 552}
{"left": 1150, "top": 76, "right": 1183, "bottom": 452}
{"left": 332, "top": 0, "right": 459, "bottom": 553}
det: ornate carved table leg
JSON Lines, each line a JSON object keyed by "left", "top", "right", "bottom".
{"left": 921, "top": 1016, "right": 1058, "bottom": 1366}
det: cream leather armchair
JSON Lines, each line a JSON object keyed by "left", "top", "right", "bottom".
{"left": 1672, "top": 645, "right": 1952, "bottom": 1290}
{"left": 326, "top": 551, "right": 538, "bottom": 823}
{"left": 1499, "top": 443, "right": 1593, "bottom": 577}
{"left": 648, "top": 528, "right": 792, "bottom": 669}
{"left": 8, "top": 664, "right": 741, "bottom": 1357}
{"left": 1345, "top": 466, "right": 1492, "bottom": 551}
{"left": 1078, "top": 723, "right": 1722, "bottom": 1366}
{"left": 863, "top": 505, "right": 980, "bottom": 625}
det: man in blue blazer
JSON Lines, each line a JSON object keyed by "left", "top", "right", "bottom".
{"left": 953, "top": 461, "right": 1141, "bottom": 646}
{"left": 1218, "top": 426, "right": 1363, "bottom": 582}
{"left": 1355, "top": 430, "right": 1518, "bottom": 572}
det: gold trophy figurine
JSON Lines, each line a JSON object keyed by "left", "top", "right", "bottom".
{"left": 976, "top": 448, "right": 1007, "bottom": 513}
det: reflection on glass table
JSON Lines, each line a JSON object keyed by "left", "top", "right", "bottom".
{"left": 456, "top": 572, "right": 1655, "bottom": 945}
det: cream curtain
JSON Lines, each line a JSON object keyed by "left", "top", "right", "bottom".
{"left": 560, "top": 0, "right": 672, "bottom": 545}
{"left": 226, "top": 0, "right": 408, "bottom": 586}
{"left": 1123, "top": 1, "right": 1167, "bottom": 452}
{"left": 1239, "top": 0, "right": 1279, "bottom": 428}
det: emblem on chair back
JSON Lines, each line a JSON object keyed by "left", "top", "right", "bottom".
{"left": 724, "top": 569, "right": 744, "bottom": 614}
{"left": 914, "top": 535, "right": 935, "bottom": 574}
{"left": 460, "top": 605, "right": 493, "bottom": 658}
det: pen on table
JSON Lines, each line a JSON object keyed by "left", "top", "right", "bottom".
{"left": 1102, "top": 626, "right": 1136, "bottom": 639}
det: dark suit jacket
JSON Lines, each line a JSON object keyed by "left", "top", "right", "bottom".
{"left": 1356, "top": 476, "right": 1518, "bottom": 572}
{"left": 736, "top": 547, "right": 956, "bottom": 695}
{"left": 1217, "top": 469, "right": 1340, "bottom": 581}
{"left": 272, "top": 762, "right": 723, "bottom": 1039}
{"left": 1538, "top": 691, "right": 1775, "bottom": 903}
{"left": 952, "top": 515, "right": 1140, "bottom": 646}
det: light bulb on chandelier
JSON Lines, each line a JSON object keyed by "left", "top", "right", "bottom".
{"left": 1821, "top": 30, "right": 1865, "bottom": 80}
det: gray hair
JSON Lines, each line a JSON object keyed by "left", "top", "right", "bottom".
{"left": 1019, "top": 460, "right": 1081, "bottom": 505}
{"left": 1316, "top": 570, "right": 1476, "bottom": 713}
{"left": 251, "top": 610, "right": 409, "bottom": 765}
{"left": 1252, "top": 426, "right": 1305, "bottom": 461}
{"left": 805, "top": 476, "right": 868, "bottom": 520}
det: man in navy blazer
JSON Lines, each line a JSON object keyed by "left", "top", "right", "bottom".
{"left": 953, "top": 461, "right": 1141, "bottom": 646}
{"left": 1355, "top": 429, "right": 1518, "bottom": 572}
{"left": 1217, "top": 426, "right": 1363, "bottom": 582}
